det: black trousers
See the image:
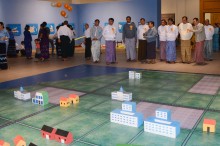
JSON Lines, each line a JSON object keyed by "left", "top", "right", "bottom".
{"left": 67, "top": 39, "right": 75, "bottom": 57}
{"left": 138, "top": 40, "right": 147, "bottom": 61}
{"left": 0, "top": 43, "right": 8, "bottom": 69}
{"left": 146, "top": 41, "right": 156, "bottom": 59}
{"left": 60, "top": 35, "right": 71, "bottom": 58}
{"left": 56, "top": 39, "right": 62, "bottom": 57}
{"left": 85, "top": 38, "right": 92, "bottom": 58}
{"left": 7, "top": 39, "right": 17, "bottom": 57}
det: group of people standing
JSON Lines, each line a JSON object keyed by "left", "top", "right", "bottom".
{"left": 83, "top": 16, "right": 157, "bottom": 65}
{"left": 23, "top": 22, "right": 50, "bottom": 61}
{"left": 1, "top": 16, "right": 219, "bottom": 69}
{"left": 84, "top": 15, "right": 220, "bottom": 66}
{"left": 156, "top": 16, "right": 219, "bottom": 65}
{"left": 127, "top": 16, "right": 220, "bottom": 65}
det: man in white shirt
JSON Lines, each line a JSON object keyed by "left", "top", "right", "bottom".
{"left": 137, "top": 18, "right": 149, "bottom": 62}
{"left": 179, "top": 16, "right": 193, "bottom": 64}
{"left": 165, "top": 18, "right": 179, "bottom": 64}
{"left": 158, "top": 19, "right": 167, "bottom": 61}
{"left": 103, "top": 18, "right": 117, "bottom": 65}
{"left": 57, "top": 21, "right": 73, "bottom": 61}
{"left": 204, "top": 19, "right": 215, "bottom": 61}
{"left": 84, "top": 23, "right": 92, "bottom": 60}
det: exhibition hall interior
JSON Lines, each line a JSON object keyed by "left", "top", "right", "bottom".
{"left": 0, "top": 0, "right": 220, "bottom": 145}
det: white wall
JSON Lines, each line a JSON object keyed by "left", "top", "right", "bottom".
{"left": 162, "top": 0, "right": 200, "bottom": 24}
{"left": 0, "top": 0, "right": 5, "bottom": 22}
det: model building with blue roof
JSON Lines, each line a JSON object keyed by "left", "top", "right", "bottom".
{"left": 144, "top": 108, "right": 180, "bottom": 138}
{"left": 110, "top": 101, "right": 143, "bottom": 128}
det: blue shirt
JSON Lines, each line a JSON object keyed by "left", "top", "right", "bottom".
{"left": 8, "top": 31, "right": 15, "bottom": 40}
{"left": 144, "top": 27, "right": 158, "bottom": 42}
{"left": 0, "top": 29, "right": 9, "bottom": 43}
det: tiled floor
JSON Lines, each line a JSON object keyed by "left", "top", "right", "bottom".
{"left": 0, "top": 67, "right": 220, "bottom": 145}
{"left": 0, "top": 49, "right": 220, "bottom": 146}
{"left": 1, "top": 48, "right": 220, "bottom": 83}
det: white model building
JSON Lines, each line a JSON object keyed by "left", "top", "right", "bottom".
{"left": 144, "top": 108, "right": 180, "bottom": 138}
{"left": 110, "top": 101, "right": 143, "bottom": 128}
{"left": 14, "top": 86, "right": 31, "bottom": 101}
{"left": 111, "top": 86, "right": 132, "bottom": 101}
{"left": 129, "top": 71, "right": 142, "bottom": 79}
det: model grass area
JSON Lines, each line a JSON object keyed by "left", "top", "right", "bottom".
{"left": 0, "top": 71, "right": 219, "bottom": 146}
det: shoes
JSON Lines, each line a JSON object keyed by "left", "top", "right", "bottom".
{"left": 62, "top": 58, "right": 67, "bottom": 61}
{"left": 111, "top": 62, "right": 118, "bottom": 64}
{"left": 106, "top": 62, "right": 110, "bottom": 65}
{"left": 131, "top": 59, "right": 137, "bottom": 62}
{"left": 127, "top": 59, "right": 131, "bottom": 62}
{"left": 197, "top": 62, "right": 207, "bottom": 65}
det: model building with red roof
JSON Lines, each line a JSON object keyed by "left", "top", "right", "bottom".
{"left": 0, "top": 140, "right": 10, "bottom": 146}
{"left": 13, "top": 135, "right": 26, "bottom": 146}
{"left": 203, "top": 119, "right": 216, "bottom": 133}
{"left": 41, "top": 125, "right": 56, "bottom": 140}
{"left": 54, "top": 129, "right": 73, "bottom": 144}
{"left": 60, "top": 97, "right": 70, "bottom": 107}
{"left": 69, "top": 94, "right": 79, "bottom": 104}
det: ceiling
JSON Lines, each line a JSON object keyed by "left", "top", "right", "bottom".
{"left": 41, "top": 0, "right": 126, "bottom": 4}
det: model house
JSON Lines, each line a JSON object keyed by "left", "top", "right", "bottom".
{"left": 54, "top": 129, "right": 73, "bottom": 144}
{"left": 69, "top": 94, "right": 79, "bottom": 104}
{"left": 41, "top": 125, "right": 56, "bottom": 140}
{"left": 111, "top": 86, "right": 132, "bottom": 101}
{"left": 14, "top": 86, "right": 31, "bottom": 101}
{"left": 28, "top": 143, "right": 37, "bottom": 146}
{"left": 13, "top": 135, "right": 26, "bottom": 146}
{"left": 129, "top": 71, "right": 142, "bottom": 79}
{"left": 60, "top": 97, "right": 70, "bottom": 107}
{"left": 203, "top": 119, "right": 216, "bottom": 133}
{"left": 111, "top": 101, "right": 143, "bottom": 128}
{"left": 0, "top": 140, "right": 10, "bottom": 146}
{"left": 32, "top": 91, "right": 49, "bottom": 106}
{"left": 144, "top": 108, "right": 180, "bottom": 138}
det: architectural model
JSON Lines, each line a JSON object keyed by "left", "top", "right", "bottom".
{"left": 110, "top": 101, "right": 143, "bottom": 127}
{"left": 144, "top": 108, "right": 180, "bottom": 138}
{"left": 203, "top": 119, "right": 216, "bottom": 133}
{"left": 111, "top": 86, "right": 132, "bottom": 101}
{"left": 32, "top": 91, "right": 49, "bottom": 106}
{"left": 14, "top": 86, "right": 31, "bottom": 101}
{"left": 129, "top": 71, "right": 142, "bottom": 79}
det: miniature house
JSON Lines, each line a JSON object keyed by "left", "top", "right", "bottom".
{"left": 203, "top": 119, "right": 216, "bottom": 133}
{"left": 129, "top": 71, "right": 142, "bottom": 79}
{"left": 32, "top": 91, "right": 49, "bottom": 106}
{"left": 111, "top": 86, "right": 132, "bottom": 101}
{"left": 111, "top": 101, "right": 143, "bottom": 128}
{"left": 13, "top": 135, "right": 26, "bottom": 146}
{"left": 144, "top": 108, "right": 180, "bottom": 138}
{"left": 69, "top": 94, "right": 79, "bottom": 104}
{"left": 60, "top": 97, "right": 70, "bottom": 107}
{"left": 54, "top": 129, "right": 73, "bottom": 144}
{"left": 28, "top": 143, "right": 37, "bottom": 146}
{"left": 14, "top": 86, "right": 31, "bottom": 101}
{"left": 0, "top": 140, "right": 10, "bottom": 146}
{"left": 41, "top": 125, "right": 56, "bottom": 140}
